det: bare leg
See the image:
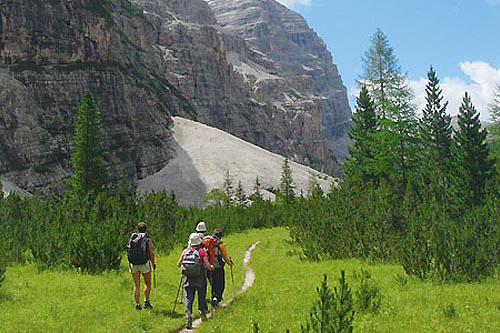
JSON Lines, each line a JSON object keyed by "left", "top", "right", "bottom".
{"left": 131, "top": 272, "right": 141, "bottom": 303}
{"left": 143, "top": 271, "right": 152, "bottom": 300}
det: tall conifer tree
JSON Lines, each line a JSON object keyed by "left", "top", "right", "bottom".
{"left": 359, "top": 29, "right": 417, "bottom": 192}
{"left": 235, "top": 180, "right": 247, "bottom": 206}
{"left": 344, "top": 86, "right": 378, "bottom": 183}
{"left": 69, "top": 91, "right": 108, "bottom": 195}
{"left": 222, "top": 170, "right": 234, "bottom": 208}
{"left": 453, "top": 92, "right": 494, "bottom": 208}
{"left": 385, "top": 74, "right": 418, "bottom": 193}
{"left": 418, "top": 66, "right": 453, "bottom": 203}
{"left": 251, "top": 176, "right": 263, "bottom": 201}
{"left": 280, "top": 156, "right": 295, "bottom": 205}
{"left": 359, "top": 28, "right": 398, "bottom": 119}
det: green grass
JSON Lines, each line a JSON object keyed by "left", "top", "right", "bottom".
{"left": 3, "top": 228, "right": 500, "bottom": 332}
{"left": 198, "top": 228, "right": 500, "bottom": 332}
{"left": 0, "top": 231, "right": 255, "bottom": 332}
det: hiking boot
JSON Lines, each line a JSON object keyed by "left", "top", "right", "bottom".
{"left": 185, "top": 318, "right": 193, "bottom": 329}
{"left": 144, "top": 300, "right": 153, "bottom": 309}
{"left": 212, "top": 297, "right": 219, "bottom": 307}
{"left": 200, "top": 311, "right": 208, "bottom": 321}
{"left": 135, "top": 302, "right": 142, "bottom": 311}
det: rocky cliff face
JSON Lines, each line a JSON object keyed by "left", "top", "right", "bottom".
{"left": 0, "top": 0, "right": 187, "bottom": 194}
{"left": 0, "top": 0, "right": 350, "bottom": 195}
{"left": 204, "top": 0, "right": 351, "bottom": 158}
{"left": 135, "top": 0, "right": 351, "bottom": 169}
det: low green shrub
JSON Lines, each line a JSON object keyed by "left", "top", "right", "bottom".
{"left": 301, "top": 271, "right": 355, "bottom": 333}
{"left": 353, "top": 269, "right": 381, "bottom": 313}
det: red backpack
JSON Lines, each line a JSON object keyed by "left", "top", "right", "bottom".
{"left": 202, "top": 235, "right": 223, "bottom": 268}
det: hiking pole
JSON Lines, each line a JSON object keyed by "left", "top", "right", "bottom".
{"left": 153, "top": 266, "right": 157, "bottom": 302}
{"left": 173, "top": 275, "right": 182, "bottom": 312}
{"left": 230, "top": 257, "right": 234, "bottom": 294}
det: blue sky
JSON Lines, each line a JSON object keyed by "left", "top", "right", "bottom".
{"left": 277, "top": 0, "right": 500, "bottom": 121}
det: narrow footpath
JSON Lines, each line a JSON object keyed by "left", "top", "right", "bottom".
{"left": 176, "top": 241, "right": 260, "bottom": 332}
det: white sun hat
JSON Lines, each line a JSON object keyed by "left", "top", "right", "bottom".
{"left": 195, "top": 221, "right": 207, "bottom": 232}
{"left": 189, "top": 233, "right": 202, "bottom": 246}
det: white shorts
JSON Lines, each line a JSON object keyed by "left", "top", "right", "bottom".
{"left": 129, "top": 261, "right": 151, "bottom": 274}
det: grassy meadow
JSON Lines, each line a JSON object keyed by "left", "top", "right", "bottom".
{"left": 2, "top": 228, "right": 500, "bottom": 332}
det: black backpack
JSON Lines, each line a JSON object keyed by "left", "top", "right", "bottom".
{"left": 181, "top": 246, "right": 204, "bottom": 277}
{"left": 126, "top": 233, "right": 149, "bottom": 265}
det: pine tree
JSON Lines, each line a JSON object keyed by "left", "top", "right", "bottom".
{"left": 453, "top": 92, "right": 494, "bottom": 208}
{"left": 222, "top": 170, "right": 234, "bottom": 208}
{"left": 68, "top": 91, "right": 108, "bottom": 195}
{"left": 251, "top": 176, "right": 263, "bottom": 201}
{"left": 307, "top": 173, "right": 324, "bottom": 199}
{"left": 385, "top": 74, "right": 418, "bottom": 194}
{"left": 359, "top": 29, "right": 417, "bottom": 193}
{"left": 344, "top": 86, "right": 378, "bottom": 183}
{"left": 359, "top": 28, "right": 399, "bottom": 119}
{"left": 301, "top": 272, "right": 355, "bottom": 333}
{"left": 280, "top": 156, "right": 295, "bottom": 205}
{"left": 235, "top": 180, "right": 247, "bottom": 206}
{"left": 418, "top": 66, "right": 453, "bottom": 204}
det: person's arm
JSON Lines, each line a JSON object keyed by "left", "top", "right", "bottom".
{"left": 177, "top": 250, "right": 185, "bottom": 267}
{"left": 148, "top": 238, "right": 156, "bottom": 269}
{"left": 222, "top": 253, "right": 232, "bottom": 266}
{"left": 220, "top": 244, "right": 232, "bottom": 266}
{"left": 203, "top": 255, "right": 214, "bottom": 271}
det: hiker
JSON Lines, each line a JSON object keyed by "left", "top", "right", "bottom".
{"left": 177, "top": 233, "right": 214, "bottom": 329}
{"left": 205, "top": 229, "right": 232, "bottom": 307}
{"left": 196, "top": 221, "right": 207, "bottom": 238}
{"left": 188, "top": 221, "right": 207, "bottom": 247}
{"left": 127, "top": 222, "right": 156, "bottom": 311}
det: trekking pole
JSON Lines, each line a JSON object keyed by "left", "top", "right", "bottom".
{"left": 153, "top": 266, "right": 157, "bottom": 301}
{"left": 173, "top": 275, "right": 182, "bottom": 312}
{"left": 230, "top": 257, "right": 234, "bottom": 294}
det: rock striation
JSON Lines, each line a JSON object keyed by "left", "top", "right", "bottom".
{"left": 0, "top": 0, "right": 350, "bottom": 195}
{"left": 204, "top": 0, "right": 352, "bottom": 158}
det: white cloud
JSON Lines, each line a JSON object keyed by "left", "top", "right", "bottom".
{"left": 409, "top": 62, "right": 500, "bottom": 122}
{"left": 349, "top": 62, "right": 500, "bottom": 122}
{"left": 275, "top": 0, "right": 311, "bottom": 7}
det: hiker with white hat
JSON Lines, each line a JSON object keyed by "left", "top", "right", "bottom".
{"left": 196, "top": 221, "right": 207, "bottom": 238}
{"left": 188, "top": 221, "right": 207, "bottom": 247}
{"left": 177, "top": 232, "right": 214, "bottom": 329}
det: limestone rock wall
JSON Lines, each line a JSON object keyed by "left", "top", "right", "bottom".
{"left": 0, "top": 0, "right": 350, "bottom": 195}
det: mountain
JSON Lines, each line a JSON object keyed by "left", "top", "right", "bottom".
{"left": 204, "top": 0, "right": 352, "bottom": 158}
{"left": 137, "top": 116, "right": 336, "bottom": 206}
{"left": 0, "top": 0, "right": 351, "bottom": 195}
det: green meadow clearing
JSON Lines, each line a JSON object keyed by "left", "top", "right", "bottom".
{"left": 2, "top": 228, "right": 500, "bottom": 332}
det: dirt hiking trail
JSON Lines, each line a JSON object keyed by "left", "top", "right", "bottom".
{"left": 175, "top": 241, "right": 260, "bottom": 332}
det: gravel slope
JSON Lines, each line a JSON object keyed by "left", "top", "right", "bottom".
{"left": 136, "top": 117, "right": 336, "bottom": 206}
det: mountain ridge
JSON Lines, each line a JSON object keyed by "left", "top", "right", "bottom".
{"left": 0, "top": 0, "right": 350, "bottom": 195}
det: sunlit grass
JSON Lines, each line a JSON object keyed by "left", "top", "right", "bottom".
{"left": 198, "top": 228, "right": 500, "bottom": 332}
{"left": 3, "top": 228, "right": 500, "bottom": 332}
{"left": 0, "top": 230, "right": 256, "bottom": 332}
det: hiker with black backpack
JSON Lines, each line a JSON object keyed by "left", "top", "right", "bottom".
{"left": 127, "top": 222, "right": 156, "bottom": 311}
{"left": 204, "top": 229, "right": 233, "bottom": 307}
{"left": 177, "top": 233, "right": 214, "bottom": 329}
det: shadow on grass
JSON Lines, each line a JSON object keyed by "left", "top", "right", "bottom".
{"left": 0, "top": 291, "right": 13, "bottom": 302}
{"left": 154, "top": 309, "right": 184, "bottom": 318}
